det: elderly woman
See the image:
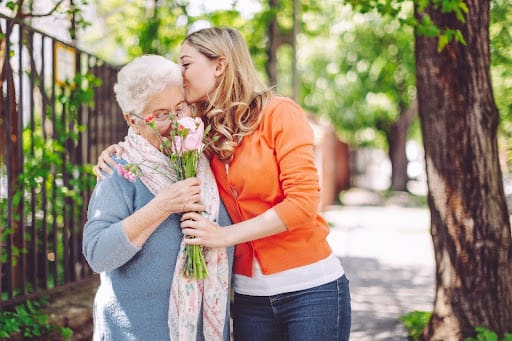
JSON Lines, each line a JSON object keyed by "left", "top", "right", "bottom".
{"left": 83, "top": 55, "right": 232, "bottom": 341}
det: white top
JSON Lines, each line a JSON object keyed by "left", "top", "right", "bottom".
{"left": 234, "top": 253, "right": 344, "bottom": 296}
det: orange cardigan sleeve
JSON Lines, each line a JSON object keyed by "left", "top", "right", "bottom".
{"left": 262, "top": 98, "right": 321, "bottom": 230}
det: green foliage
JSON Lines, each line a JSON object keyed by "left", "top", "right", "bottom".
{"left": 1, "top": 0, "right": 90, "bottom": 34}
{"left": 399, "top": 312, "right": 512, "bottom": 341}
{"left": 3, "top": 1, "right": 16, "bottom": 11}
{"left": 300, "top": 3, "right": 416, "bottom": 148}
{"left": 81, "top": 0, "right": 512, "bottom": 170}
{"left": 399, "top": 310, "right": 432, "bottom": 341}
{"left": 465, "top": 327, "right": 512, "bottom": 341}
{"left": 88, "top": 0, "right": 257, "bottom": 63}
{"left": 0, "top": 72, "right": 100, "bottom": 287}
{"left": 345, "top": 0, "right": 468, "bottom": 52}
{"left": 0, "top": 299, "right": 72, "bottom": 339}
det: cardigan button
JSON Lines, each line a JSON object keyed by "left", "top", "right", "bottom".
{"left": 231, "top": 187, "right": 238, "bottom": 198}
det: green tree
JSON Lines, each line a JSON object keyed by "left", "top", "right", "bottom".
{"left": 300, "top": 3, "right": 417, "bottom": 191}
{"left": 349, "top": 0, "right": 512, "bottom": 338}
{"left": 416, "top": 1, "right": 512, "bottom": 337}
{"left": 87, "top": 0, "right": 254, "bottom": 63}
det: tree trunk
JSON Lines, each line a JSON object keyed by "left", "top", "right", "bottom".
{"left": 388, "top": 101, "right": 416, "bottom": 191}
{"left": 415, "top": 1, "right": 512, "bottom": 339}
{"left": 266, "top": 0, "right": 279, "bottom": 87}
{"left": 291, "top": 0, "right": 299, "bottom": 101}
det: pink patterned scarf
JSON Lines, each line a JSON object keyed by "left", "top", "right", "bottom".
{"left": 119, "top": 129, "right": 229, "bottom": 341}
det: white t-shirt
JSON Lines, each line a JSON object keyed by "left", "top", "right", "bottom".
{"left": 234, "top": 253, "right": 344, "bottom": 296}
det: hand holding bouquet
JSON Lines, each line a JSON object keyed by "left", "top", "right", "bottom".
{"left": 118, "top": 113, "right": 211, "bottom": 279}
{"left": 166, "top": 116, "right": 210, "bottom": 279}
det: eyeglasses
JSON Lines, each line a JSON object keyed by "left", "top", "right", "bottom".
{"left": 132, "top": 104, "right": 191, "bottom": 123}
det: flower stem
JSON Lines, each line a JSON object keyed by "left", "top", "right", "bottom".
{"left": 183, "top": 242, "right": 208, "bottom": 279}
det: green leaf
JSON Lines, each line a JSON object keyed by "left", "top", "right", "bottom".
{"left": 454, "top": 29, "right": 467, "bottom": 45}
{"left": 399, "top": 310, "right": 431, "bottom": 341}
{"left": 60, "top": 327, "right": 73, "bottom": 339}
{"left": 437, "top": 32, "right": 450, "bottom": 52}
{"left": 6, "top": 1, "right": 16, "bottom": 10}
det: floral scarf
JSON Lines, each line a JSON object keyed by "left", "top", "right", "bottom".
{"left": 119, "top": 129, "right": 229, "bottom": 341}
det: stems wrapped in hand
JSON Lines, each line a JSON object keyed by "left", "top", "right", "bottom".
{"left": 163, "top": 116, "right": 210, "bottom": 279}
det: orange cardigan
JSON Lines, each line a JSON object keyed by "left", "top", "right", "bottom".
{"left": 210, "top": 96, "right": 332, "bottom": 276}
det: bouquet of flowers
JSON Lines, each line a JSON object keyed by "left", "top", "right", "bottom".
{"left": 118, "top": 113, "right": 210, "bottom": 279}
{"left": 164, "top": 116, "right": 209, "bottom": 279}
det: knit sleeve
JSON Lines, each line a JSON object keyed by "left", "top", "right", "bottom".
{"left": 82, "top": 171, "right": 140, "bottom": 273}
{"left": 267, "top": 99, "right": 321, "bottom": 230}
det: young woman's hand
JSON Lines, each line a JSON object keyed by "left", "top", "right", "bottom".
{"left": 181, "top": 208, "right": 288, "bottom": 248}
{"left": 180, "top": 212, "right": 231, "bottom": 248}
{"left": 94, "top": 144, "right": 124, "bottom": 179}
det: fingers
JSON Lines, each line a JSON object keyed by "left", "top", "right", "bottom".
{"left": 93, "top": 159, "right": 113, "bottom": 180}
{"left": 181, "top": 211, "right": 203, "bottom": 221}
{"left": 180, "top": 213, "right": 206, "bottom": 235}
{"left": 112, "top": 144, "right": 124, "bottom": 155}
{"left": 94, "top": 144, "right": 121, "bottom": 177}
{"left": 100, "top": 159, "right": 114, "bottom": 175}
{"left": 171, "top": 178, "right": 201, "bottom": 195}
{"left": 181, "top": 177, "right": 201, "bottom": 187}
{"left": 176, "top": 202, "right": 205, "bottom": 214}
{"left": 100, "top": 146, "right": 118, "bottom": 168}
{"left": 93, "top": 165, "right": 107, "bottom": 180}
{"left": 181, "top": 230, "right": 201, "bottom": 245}
{"left": 180, "top": 220, "right": 226, "bottom": 248}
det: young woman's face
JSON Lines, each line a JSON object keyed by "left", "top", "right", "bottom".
{"left": 179, "top": 41, "right": 219, "bottom": 104}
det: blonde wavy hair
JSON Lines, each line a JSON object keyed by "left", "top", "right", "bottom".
{"left": 183, "top": 27, "right": 272, "bottom": 162}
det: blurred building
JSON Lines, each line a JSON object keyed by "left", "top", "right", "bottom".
{"left": 309, "top": 115, "right": 350, "bottom": 210}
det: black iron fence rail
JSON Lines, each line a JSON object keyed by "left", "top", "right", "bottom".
{"left": 0, "top": 13, "right": 125, "bottom": 308}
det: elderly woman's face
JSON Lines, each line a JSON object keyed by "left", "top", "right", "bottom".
{"left": 130, "top": 84, "right": 190, "bottom": 149}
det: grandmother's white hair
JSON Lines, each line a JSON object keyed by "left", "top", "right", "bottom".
{"left": 114, "top": 55, "right": 183, "bottom": 115}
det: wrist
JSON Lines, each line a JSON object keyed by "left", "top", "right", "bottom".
{"left": 224, "top": 225, "right": 240, "bottom": 247}
{"left": 151, "top": 195, "right": 175, "bottom": 217}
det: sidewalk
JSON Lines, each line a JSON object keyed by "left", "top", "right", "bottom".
{"left": 323, "top": 204, "right": 435, "bottom": 340}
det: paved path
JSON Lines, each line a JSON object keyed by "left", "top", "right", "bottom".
{"left": 323, "top": 205, "right": 435, "bottom": 340}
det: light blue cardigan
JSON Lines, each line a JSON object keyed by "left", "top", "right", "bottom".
{"left": 83, "top": 159, "right": 233, "bottom": 341}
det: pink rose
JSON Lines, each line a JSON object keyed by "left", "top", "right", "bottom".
{"left": 174, "top": 117, "right": 204, "bottom": 154}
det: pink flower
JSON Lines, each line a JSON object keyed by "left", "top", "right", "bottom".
{"left": 145, "top": 114, "right": 154, "bottom": 123}
{"left": 116, "top": 164, "right": 137, "bottom": 182}
{"left": 174, "top": 117, "right": 204, "bottom": 154}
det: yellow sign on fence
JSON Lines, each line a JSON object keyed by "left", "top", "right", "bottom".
{"left": 54, "top": 41, "right": 76, "bottom": 87}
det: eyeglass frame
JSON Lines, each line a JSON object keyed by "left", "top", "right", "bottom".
{"left": 130, "top": 103, "right": 192, "bottom": 123}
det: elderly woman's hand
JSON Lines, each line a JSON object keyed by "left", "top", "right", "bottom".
{"left": 156, "top": 177, "right": 205, "bottom": 215}
{"left": 94, "top": 144, "right": 124, "bottom": 179}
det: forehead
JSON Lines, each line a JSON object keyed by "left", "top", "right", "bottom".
{"left": 179, "top": 42, "right": 200, "bottom": 60}
{"left": 145, "top": 85, "right": 185, "bottom": 110}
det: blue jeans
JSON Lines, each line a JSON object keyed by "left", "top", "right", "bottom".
{"left": 233, "top": 275, "right": 351, "bottom": 341}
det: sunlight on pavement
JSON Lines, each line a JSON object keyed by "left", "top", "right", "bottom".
{"left": 323, "top": 206, "right": 435, "bottom": 341}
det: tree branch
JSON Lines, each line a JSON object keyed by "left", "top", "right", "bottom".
{"left": 19, "top": 0, "right": 66, "bottom": 19}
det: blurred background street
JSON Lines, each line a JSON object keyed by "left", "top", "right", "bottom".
{"left": 324, "top": 191, "right": 434, "bottom": 340}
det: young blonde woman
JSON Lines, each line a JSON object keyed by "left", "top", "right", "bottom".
{"left": 179, "top": 27, "right": 350, "bottom": 341}
{"left": 96, "top": 28, "right": 351, "bottom": 341}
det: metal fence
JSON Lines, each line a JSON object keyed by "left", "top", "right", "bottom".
{"left": 0, "top": 13, "right": 125, "bottom": 308}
